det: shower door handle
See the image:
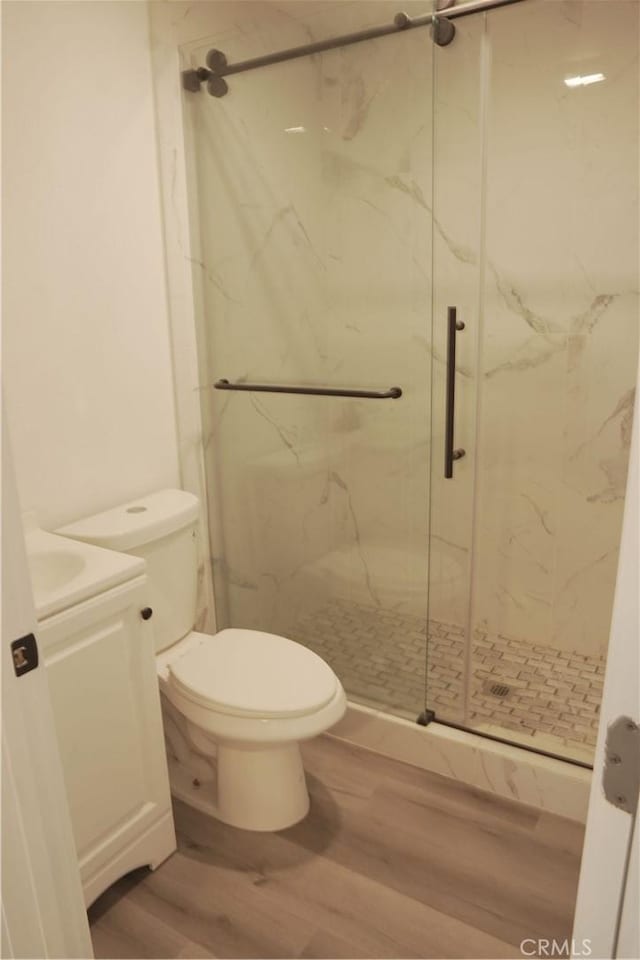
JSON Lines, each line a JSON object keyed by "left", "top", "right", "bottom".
{"left": 445, "top": 306, "right": 465, "bottom": 478}
{"left": 214, "top": 379, "right": 402, "bottom": 399}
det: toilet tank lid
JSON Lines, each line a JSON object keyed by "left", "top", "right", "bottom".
{"left": 56, "top": 489, "right": 200, "bottom": 551}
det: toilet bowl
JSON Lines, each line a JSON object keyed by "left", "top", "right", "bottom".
{"left": 58, "top": 489, "right": 346, "bottom": 832}
{"left": 157, "top": 627, "right": 346, "bottom": 830}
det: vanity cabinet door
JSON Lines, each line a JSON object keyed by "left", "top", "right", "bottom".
{"left": 38, "top": 576, "right": 174, "bottom": 901}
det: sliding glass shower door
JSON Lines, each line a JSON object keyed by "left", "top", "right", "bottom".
{"left": 425, "top": 0, "right": 639, "bottom": 762}
{"left": 184, "top": 0, "right": 637, "bottom": 762}
{"left": 184, "top": 2, "right": 436, "bottom": 721}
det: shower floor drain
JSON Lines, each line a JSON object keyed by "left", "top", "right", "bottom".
{"left": 483, "top": 680, "right": 512, "bottom": 699}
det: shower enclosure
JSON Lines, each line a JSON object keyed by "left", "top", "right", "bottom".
{"left": 182, "top": 0, "right": 639, "bottom": 765}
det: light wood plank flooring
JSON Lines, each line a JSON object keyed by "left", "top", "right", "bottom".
{"left": 89, "top": 736, "right": 585, "bottom": 959}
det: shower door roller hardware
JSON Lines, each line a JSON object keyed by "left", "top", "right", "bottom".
{"left": 140, "top": 607, "right": 153, "bottom": 621}
{"left": 431, "top": 15, "right": 456, "bottom": 46}
{"left": 11, "top": 633, "right": 39, "bottom": 677}
{"left": 602, "top": 716, "right": 639, "bottom": 815}
{"left": 444, "top": 306, "right": 466, "bottom": 478}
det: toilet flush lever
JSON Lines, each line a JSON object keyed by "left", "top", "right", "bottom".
{"left": 140, "top": 607, "right": 153, "bottom": 620}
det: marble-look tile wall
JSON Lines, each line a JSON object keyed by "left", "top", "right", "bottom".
{"left": 472, "top": 1, "right": 638, "bottom": 658}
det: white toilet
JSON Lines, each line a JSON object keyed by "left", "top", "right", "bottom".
{"left": 58, "top": 489, "right": 346, "bottom": 832}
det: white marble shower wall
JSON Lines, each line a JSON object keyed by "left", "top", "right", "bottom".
{"left": 475, "top": 1, "right": 638, "bottom": 660}
{"left": 183, "top": 1, "right": 436, "bottom": 648}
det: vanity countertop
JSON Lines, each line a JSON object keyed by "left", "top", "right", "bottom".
{"left": 25, "top": 527, "right": 145, "bottom": 620}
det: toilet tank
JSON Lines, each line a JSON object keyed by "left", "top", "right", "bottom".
{"left": 57, "top": 489, "right": 200, "bottom": 653}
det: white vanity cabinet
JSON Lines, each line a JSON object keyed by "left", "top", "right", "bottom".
{"left": 38, "top": 574, "right": 175, "bottom": 906}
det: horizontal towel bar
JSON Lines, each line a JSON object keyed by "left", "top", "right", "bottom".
{"left": 214, "top": 379, "right": 402, "bottom": 399}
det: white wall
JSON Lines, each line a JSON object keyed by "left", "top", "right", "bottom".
{"left": 2, "top": 0, "right": 179, "bottom": 529}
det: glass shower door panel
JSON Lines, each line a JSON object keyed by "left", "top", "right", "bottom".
{"left": 428, "top": 0, "right": 639, "bottom": 761}
{"left": 185, "top": 2, "right": 434, "bottom": 721}
{"left": 470, "top": 0, "right": 639, "bottom": 762}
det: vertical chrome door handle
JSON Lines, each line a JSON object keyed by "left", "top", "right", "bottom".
{"left": 445, "top": 306, "right": 466, "bottom": 478}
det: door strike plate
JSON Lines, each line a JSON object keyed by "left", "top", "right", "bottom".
{"left": 11, "top": 633, "right": 39, "bottom": 677}
{"left": 602, "top": 716, "right": 639, "bottom": 815}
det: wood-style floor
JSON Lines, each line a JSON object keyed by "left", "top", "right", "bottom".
{"left": 89, "top": 736, "right": 585, "bottom": 959}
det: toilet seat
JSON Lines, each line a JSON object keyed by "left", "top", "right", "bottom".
{"left": 167, "top": 628, "right": 338, "bottom": 720}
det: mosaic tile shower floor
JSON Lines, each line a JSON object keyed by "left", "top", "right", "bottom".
{"left": 294, "top": 598, "right": 604, "bottom": 761}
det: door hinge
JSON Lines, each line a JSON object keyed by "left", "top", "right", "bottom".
{"left": 602, "top": 716, "right": 640, "bottom": 815}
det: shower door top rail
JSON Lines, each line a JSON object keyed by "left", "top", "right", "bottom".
{"left": 182, "top": 0, "right": 526, "bottom": 97}
{"left": 214, "top": 379, "right": 402, "bottom": 400}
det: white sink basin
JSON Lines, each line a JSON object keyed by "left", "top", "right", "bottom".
{"left": 25, "top": 528, "right": 145, "bottom": 620}
{"left": 29, "top": 549, "right": 87, "bottom": 594}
